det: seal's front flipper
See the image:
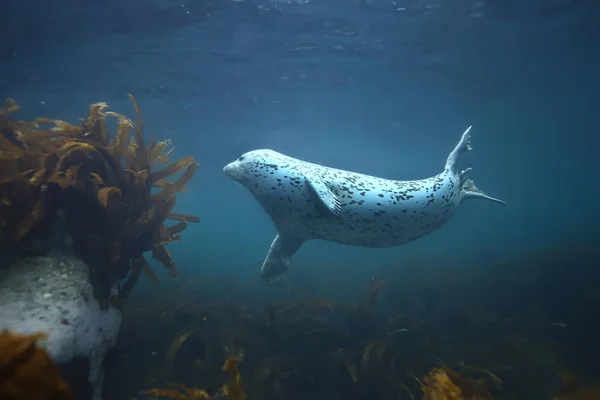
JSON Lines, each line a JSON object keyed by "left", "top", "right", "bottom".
{"left": 260, "top": 234, "right": 305, "bottom": 282}
{"left": 460, "top": 179, "right": 506, "bottom": 205}
{"left": 304, "top": 170, "right": 341, "bottom": 216}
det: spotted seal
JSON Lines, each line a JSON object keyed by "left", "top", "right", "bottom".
{"left": 224, "top": 127, "right": 505, "bottom": 282}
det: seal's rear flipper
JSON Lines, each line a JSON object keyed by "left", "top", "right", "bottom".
{"left": 445, "top": 126, "right": 473, "bottom": 174}
{"left": 445, "top": 127, "right": 506, "bottom": 205}
{"left": 260, "top": 234, "right": 305, "bottom": 282}
{"left": 460, "top": 179, "right": 506, "bottom": 205}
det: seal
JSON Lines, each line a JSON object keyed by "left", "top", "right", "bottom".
{"left": 224, "top": 127, "right": 505, "bottom": 282}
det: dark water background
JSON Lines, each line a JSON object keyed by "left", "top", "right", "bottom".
{"left": 1, "top": 0, "right": 599, "bottom": 398}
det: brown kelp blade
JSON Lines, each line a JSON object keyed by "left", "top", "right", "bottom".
{"left": 0, "top": 330, "right": 75, "bottom": 400}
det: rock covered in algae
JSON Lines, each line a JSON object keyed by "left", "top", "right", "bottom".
{"left": 0, "top": 254, "right": 120, "bottom": 400}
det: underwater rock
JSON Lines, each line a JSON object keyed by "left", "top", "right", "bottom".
{"left": 0, "top": 254, "right": 121, "bottom": 400}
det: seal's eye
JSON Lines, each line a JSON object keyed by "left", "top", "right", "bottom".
{"left": 238, "top": 156, "right": 245, "bottom": 161}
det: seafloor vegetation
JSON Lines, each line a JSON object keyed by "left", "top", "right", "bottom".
{"left": 104, "top": 242, "right": 599, "bottom": 400}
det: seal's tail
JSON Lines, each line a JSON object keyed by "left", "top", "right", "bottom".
{"left": 445, "top": 126, "right": 506, "bottom": 205}
{"left": 445, "top": 126, "right": 473, "bottom": 174}
{"left": 460, "top": 178, "right": 506, "bottom": 205}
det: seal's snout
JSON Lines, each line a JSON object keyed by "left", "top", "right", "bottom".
{"left": 223, "top": 160, "right": 244, "bottom": 184}
{"left": 223, "top": 162, "right": 233, "bottom": 176}
{"left": 223, "top": 162, "right": 236, "bottom": 180}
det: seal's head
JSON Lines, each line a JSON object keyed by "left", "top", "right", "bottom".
{"left": 223, "top": 149, "right": 280, "bottom": 186}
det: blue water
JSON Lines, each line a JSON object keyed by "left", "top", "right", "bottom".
{"left": 1, "top": 0, "right": 598, "bottom": 290}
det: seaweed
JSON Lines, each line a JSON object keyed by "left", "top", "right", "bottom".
{"left": 0, "top": 329, "right": 74, "bottom": 400}
{"left": 419, "top": 364, "right": 494, "bottom": 400}
{"left": 222, "top": 358, "right": 247, "bottom": 400}
{"left": 140, "top": 383, "right": 212, "bottom": 400}
{"left": 162, "top": 329, "right": 204, "bottom": 380}
{"left": 141, "top": 358, "right": 247, "bottom": 400}
{"left": 106, "top": 246, "right": 600, "bottom": 400}
{"left": 0, "top": 96, "right": 200, "bottom": 304}
{"left": 552, "top": 369, "right": 600, "bottom": 400}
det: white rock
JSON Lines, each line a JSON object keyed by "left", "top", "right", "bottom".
{"left": 0, "top": 254, "right": 122, "bottom": 400}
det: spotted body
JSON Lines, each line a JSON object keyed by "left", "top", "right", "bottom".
{"left": 224, "top": 127, "right": 505, "bottom": 281}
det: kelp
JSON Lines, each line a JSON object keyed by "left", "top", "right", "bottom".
{"left": 141, "top": 358, "right": 247, "bottom": 400}
{"left": 419, "top": 365, "right": 495, "bottom": 400}
{"left": 140, "top": 383, "right": 212, "bottom": 400}
{"left": 552, "top": 369, "right": 600, "bottom": 400}
{"left": 0, "top": 96, "right": 200, "bottom": 303}
{"left": 553, "top": 388, "right": 600, "bottom": 400}
{"left": 162, "top": 328, "right": 203, "bottom": 380}
{"left": 222, "top": 358, "right": 247, "bottom": 400}
{"left": 0, "top": 330, "right": 74, "bottom": 400}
